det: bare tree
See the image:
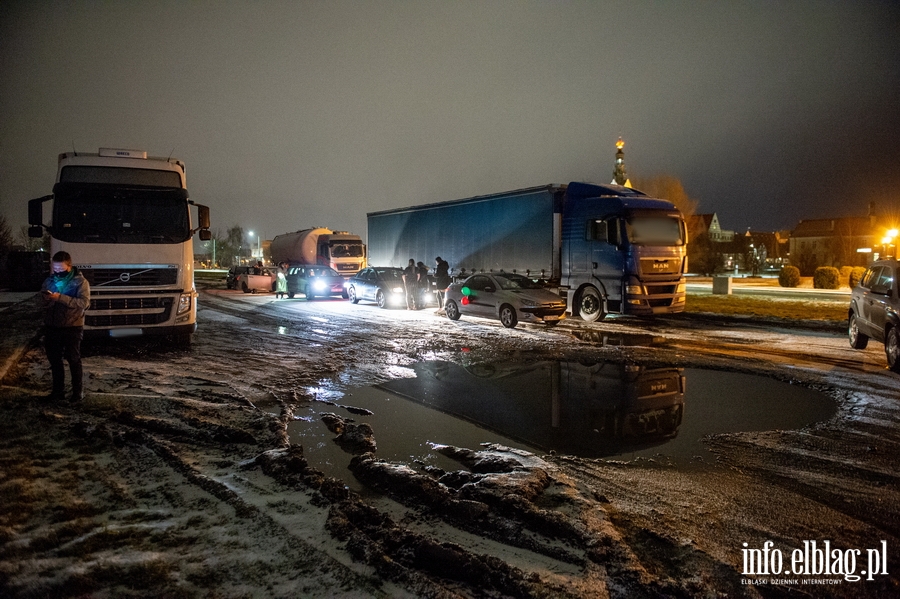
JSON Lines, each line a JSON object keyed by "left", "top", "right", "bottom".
{"left": 630, "top": 175, "right": 699, "bottom": 219}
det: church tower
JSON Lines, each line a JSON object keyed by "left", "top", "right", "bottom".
{"left": 611, "top": 137, "right": 631, "bottom": 188}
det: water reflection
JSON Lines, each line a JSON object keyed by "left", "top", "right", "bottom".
{"left": 379, "top": 361, "right": 685, "bottom": 458}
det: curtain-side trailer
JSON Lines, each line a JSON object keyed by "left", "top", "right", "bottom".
{"left": 366, "top": 182, "right": 686, "bottom": 321}
{"left": 28, "top": 148, "right": 211, "bottom": 345}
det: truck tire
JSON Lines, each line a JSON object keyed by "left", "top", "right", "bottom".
{"left": 445, "top": 299, "right": 461, "bottom": 320}
{"left": 376, "top": 290, "right": 387, "bottom": 309}
{"left": 848, "top": 313, "right": 868, "bottom": 349}
{"left": 349, "top": 287, "right": 359, "bottom": 304}
{"left": 577, "top": 286, "right": 605, "bottom": 322}
{"left": 241, "top": 281, "right": 250, "bottom": 294}
{"left": 499, "top": 304, "right": 518, "bottom": 328}
{"left": 173, "top": 333, "right": 192, "bottom": 347}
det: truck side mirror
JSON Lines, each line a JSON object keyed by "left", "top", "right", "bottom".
{"left": 199, "top": 229, "right": 211, "bottom": 241}
{"left": 28, "top": 225, "right": 43, "bottom": 238}
{"left": 28, "top": 195, "right": 52, "bottom": 227}
{"left": 197, "top": 204, "right": 210, "bottom": 230}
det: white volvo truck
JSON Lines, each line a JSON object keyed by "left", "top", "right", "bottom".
{"left": 28, "top": 148, "right": 211, "bottom": 345}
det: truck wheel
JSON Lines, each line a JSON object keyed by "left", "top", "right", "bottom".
{"left": 445, "top": 299, "right": 461, "bottom": 320}
{"left": 349, "top": 287, "right": 359, "bottom": 304}
{"left": 848, "top": 313, "right": 868, "bottom": 349}
{"left": 376, "top": 290, "right": 387, "bottom": 309}
{"left": 499, "top": 304, "right": 518, "bottom": 328}
{"left": 173, "top": 333, "right": 192, "bottom": 347}
{"left": 577, "top": 287, "right": 605, "bottom": 322}
{"left": 886, "top": 327, "right": 900, "bottom": 373}
{"left": 241, "top": 282, "right": 250, "bottom": 294}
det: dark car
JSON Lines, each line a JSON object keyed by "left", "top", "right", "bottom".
{"left": 444, "top": 272, "right": 567, "bottom": 328}
{"left": 347, "top": 267, "right": 407, "bottom": 308}
{"left": 286, "top": 265, "right": 349, "bottom": 300}
{"left": 849, "top": 259, "right": 900, "bottom": 372}
{"left": 226, "top": 265, "right": 251, "bottom": 290}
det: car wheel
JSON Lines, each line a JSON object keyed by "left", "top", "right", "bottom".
{"left": 445, "top": 299, "right": 461, "bottom": 320}
{"left": 848, "top": 313, "right": 869, "bottom": 349}
{"left": 544, "top": 320, "right": 560, "bottom": 327}
{"left": 886, "top": 327, "right": 900, "bottom": 373}
{"left": 288, "top": 292, "right": 295, "bottom": 299}
{"left": 376, "top": 290, "right": 387, "bottom": 309}
{"left": 578, "top": 286, "right": 605, "bottom": 322}
{"left": 306, "top": 291, "right": 315, "bottom": 301}
{"left": 499, "top": 304, "right": 518, "bottom": 328}
{"left": 341, "top": 290, "right": 349, "bottom": 299}
{"left": 349, "top": 287, "right": 359, "bottom": 304}
{"left": 241, "top": 281, "right": 250, "bottom": 294}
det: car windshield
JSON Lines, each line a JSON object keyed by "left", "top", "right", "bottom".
{"left": 307, "top": 267, "right": 339, "bottom": 277}
{"left": 624, "top": 213, "right": 685, "bottom": 246}
{"left": 494, "top": 273, "right": 544, "bottom": 290}
{"left": 376, "top": 269, "right": 404, "bottom": 282}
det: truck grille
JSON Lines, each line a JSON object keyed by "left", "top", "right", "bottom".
{"left": 640, "top": 258, "right": 681, "bottom": 275}
{"left": 80, "top": 267, "right": 178, "bottom": 287}
{"left": 90, "top": 297, "right": 167, "bottom": 310}
{"left": 86, "top": 296, "right": 173, "bottom": 327}
{"left": 336, "top": 263, "right": 358, "bottom": 271}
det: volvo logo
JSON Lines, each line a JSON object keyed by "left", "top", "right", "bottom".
{"left": 119, "top": 272, "right": 131, "bottom": 283}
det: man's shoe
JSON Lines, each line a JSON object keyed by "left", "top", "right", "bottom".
{"left": 42, "top": 392, "right": 64, "bottom": 402}
{"left": 69, "top": 392, "right": 84, "bottom": 402}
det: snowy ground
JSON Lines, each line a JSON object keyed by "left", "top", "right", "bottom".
{"left": 1, "top": 284, "right": 898, "bottom": 598}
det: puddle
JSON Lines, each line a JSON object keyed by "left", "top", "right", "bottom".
{"left": 288, "top": 361, "right": 836, "bottom": 492}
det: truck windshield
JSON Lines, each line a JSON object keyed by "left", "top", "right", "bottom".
{"left": 60, "top": 165, "right": 182, "bottom": 188}
{"left": 330, "top": 242, "right": 365, "bottom": 258}
{"left": 51, "top": 183, "right": 191, "bottom": 244}
{"left": 624, "top": 213, "right": 685, "bottom": 247}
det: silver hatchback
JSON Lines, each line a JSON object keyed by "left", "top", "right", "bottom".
{"left": 444, "top": 272, "right": 567, "bottom": 328}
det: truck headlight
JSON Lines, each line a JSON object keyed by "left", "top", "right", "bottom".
{"left": 625, "top": 284, "right": 644, "bottom": 296}
{"left": 676, "top": 283, "right": 686, "bottom": 293}
{"left": 177, "top": 293, "right": 192, "bottom": 315}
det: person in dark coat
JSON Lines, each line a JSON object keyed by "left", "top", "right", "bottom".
{"left": 416, "top": 261, "right": 430, "bottom": 308}
{"left": 434, "top": 256, "right": 451, "bottom": 311}
{"left": 40, "top": 251, "right": 91, "bottom": 401}
{"left": 402, "top": 258, "right": 419, "bottom": 310}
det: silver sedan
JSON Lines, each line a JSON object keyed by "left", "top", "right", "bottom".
{"left": 444, "top": 272, "right": 567, "bottom": 328}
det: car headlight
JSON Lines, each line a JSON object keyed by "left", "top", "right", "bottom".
{"left": 313, "top": 280, "right": 327, "bottom": 291}
{"left": 391, "top": 286, "right": 404, "bottom": 293}
{"left": 519, "top": 300, "right": 538, "bottom": 308}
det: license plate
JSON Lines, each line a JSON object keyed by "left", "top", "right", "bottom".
{"left": 543, "top": 315, "right": 559, "bottom": 321}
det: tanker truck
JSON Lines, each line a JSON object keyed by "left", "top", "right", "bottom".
{"left": 270, "top": 228, "right": 366, "bottom": 277}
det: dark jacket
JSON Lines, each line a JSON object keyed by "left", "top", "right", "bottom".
{"left": 435, "top": 259, "right": 451, "bottom": 288}
{"left": 41, "top": 267, "right": 91, "bottom": 327}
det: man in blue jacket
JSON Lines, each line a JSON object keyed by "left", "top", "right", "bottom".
{"left": 40, "top": 251, "right": 91, "bottom": 401}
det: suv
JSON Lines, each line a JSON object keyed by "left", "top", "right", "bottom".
{"left": 226, "top": 266, "right": 251, "bottom": 289}
{"left": 849, "top": 259, "right": 900, "bottom": 372}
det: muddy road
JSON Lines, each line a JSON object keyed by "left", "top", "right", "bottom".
{"left": 1, "top": 283, "right": 898, "bottom": 598}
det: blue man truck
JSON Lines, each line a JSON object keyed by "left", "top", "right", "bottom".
{"left": 366, "top": 182, "right": 687, "bottom": 321}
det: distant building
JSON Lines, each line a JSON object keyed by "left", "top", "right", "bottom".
{"left": 688, "top": 213, "right": 734, "bottom": 243}
{"left": 789, "top": 216, "right": 878, "bottom": 274}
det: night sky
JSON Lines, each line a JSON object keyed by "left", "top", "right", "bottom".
{"left": 2, "top": 1, "right": 898, "bottom": 242}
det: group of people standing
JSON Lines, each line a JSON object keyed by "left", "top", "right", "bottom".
{"left": 402, "top": 256, "right": 451, "bottom": 312}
